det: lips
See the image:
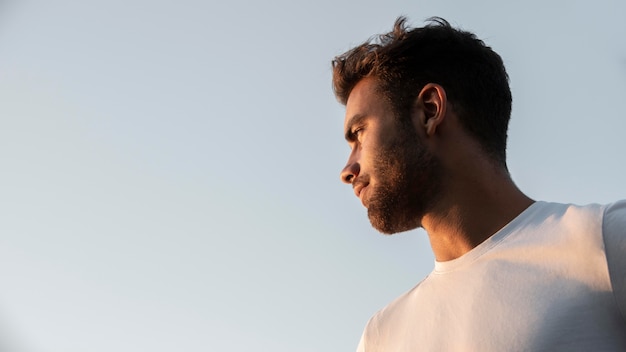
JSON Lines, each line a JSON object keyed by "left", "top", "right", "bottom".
{"left": 353, "top": 183, "right": 369, "bottom": 206}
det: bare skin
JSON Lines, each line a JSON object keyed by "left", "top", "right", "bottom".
{"left": 341, "top": 78, "right": 534, "bottom": 261}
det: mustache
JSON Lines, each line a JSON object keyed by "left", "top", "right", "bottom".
{"left": 352, "top": 175, "right": 370, "bottom": 189}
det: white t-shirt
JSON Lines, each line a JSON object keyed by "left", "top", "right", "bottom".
{"left": 357, "top": 201, "right": 626, "bottom": 351}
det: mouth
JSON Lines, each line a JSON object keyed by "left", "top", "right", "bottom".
{"left": 353, "top": 183, "right": 369, "bottom": 205}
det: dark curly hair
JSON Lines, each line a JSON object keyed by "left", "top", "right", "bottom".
{"left": 332, "top": 17, "right": 512, "bottom": 166}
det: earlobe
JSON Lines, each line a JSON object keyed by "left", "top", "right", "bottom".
{"left": 416, "top": 83, "right": 447, "bottom": 136}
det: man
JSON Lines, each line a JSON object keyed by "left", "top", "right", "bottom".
{"left": 333, "top": 17, "right": 626, "bottom": 351}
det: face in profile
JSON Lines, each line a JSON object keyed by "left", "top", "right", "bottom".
{"left": 341, "top": 78, "right": 442, "bottom": 234}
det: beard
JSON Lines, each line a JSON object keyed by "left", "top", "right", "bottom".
{"left": 365, "top": 119, "right": 443, "bottom": 234}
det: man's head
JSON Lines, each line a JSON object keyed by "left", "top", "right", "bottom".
{"left": 334, "top": 17, "right": 512, "bottom": 234}
{"left": 333, "top": 17, "right": 512, "bottom": 166}
{"left": 341, "top": 77, "right": 444, "bottom": 234}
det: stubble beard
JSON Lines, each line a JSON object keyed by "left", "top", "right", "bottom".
{"left": 366, "top": 121, "right": 442, "bottom": 234}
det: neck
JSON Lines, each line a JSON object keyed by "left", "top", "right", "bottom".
{"left": 422, "top": 163, "right": 534, "bottom": 262}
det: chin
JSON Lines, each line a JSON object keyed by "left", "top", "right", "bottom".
{"left": 368, "top": 210, "right": 421, "bottom": 235}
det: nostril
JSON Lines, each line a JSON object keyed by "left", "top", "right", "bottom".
{"left": 341, "top": 162, "right": 359, "bottom": 184}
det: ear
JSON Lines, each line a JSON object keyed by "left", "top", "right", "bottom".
{"left": 415, "top": 83, "right": 447, "bottom": 137}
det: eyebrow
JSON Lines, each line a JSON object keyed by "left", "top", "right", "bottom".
{"left": 344, "top": 113, "right": 368, "bottom": 142}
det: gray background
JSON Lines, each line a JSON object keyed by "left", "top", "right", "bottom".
{"left": 1, "top": 0, "right": 625, "bottom": 351}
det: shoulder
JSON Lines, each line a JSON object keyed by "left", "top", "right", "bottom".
{"left": 603, "top": 200, "right": 626, "bottom": 228}
{"left": 515, "top": 201, "right": 603, "bottom": 223}
{"left": 601, "top": 200, "right": 626, "bottom": 321}
{"left": 602, "top": 200, "right": 626, "bottom": 253}
{"left": 358, "top": 278, "right": 431, "bottom": 351}
{"left": 600, "top": 200, "right": 626, "bottom": 251}
{"left": 506, "top": 201, "right": 605, "bottom": 239}
{"left": 527, "top": 201, "right": 605, "bottom": 230}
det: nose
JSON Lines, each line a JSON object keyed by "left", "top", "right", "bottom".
{"left": 340, "top": 161, "right": 360, "bottom": 184}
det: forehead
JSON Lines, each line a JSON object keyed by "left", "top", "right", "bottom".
{"left": 344, "top": 78, "right": 386, "bottom": 129}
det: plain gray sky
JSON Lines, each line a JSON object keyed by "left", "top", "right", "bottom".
{"left": 1, "top": 0, "right": 625, "bottom": 351}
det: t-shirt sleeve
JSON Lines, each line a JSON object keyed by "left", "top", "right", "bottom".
{"left": 602, "top": 199, "right": 626, "bottom": 322}
{"left": 356, "top": 330, "right": 366, "bottom": 352}
{"left": 356, "top": 315, "right": 375, "bottom": 352}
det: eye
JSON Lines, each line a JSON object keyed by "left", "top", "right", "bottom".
{"left": 352, "top": 127, "right": 364, "bottom": 139}
{"left": 345, "top": 122, "right": 366, "bottom": 145}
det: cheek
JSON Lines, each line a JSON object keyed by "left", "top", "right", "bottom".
{"left": 354, "top": 140, "right": 372, "bottom": 166}
{"left": 361, "top": 133, "right": 385, "bottom": 158}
